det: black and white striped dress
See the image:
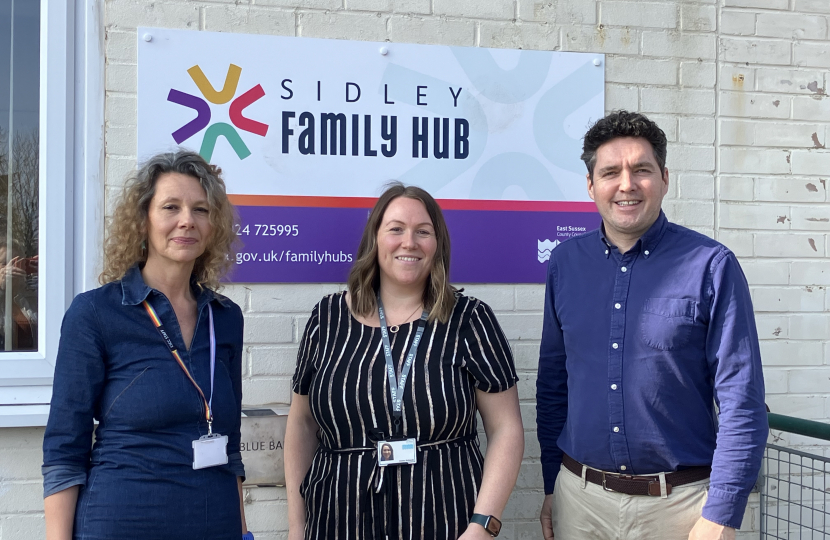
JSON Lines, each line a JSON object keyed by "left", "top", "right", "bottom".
{"left": 293, "top": 292, "right": 518, "bottom": 540}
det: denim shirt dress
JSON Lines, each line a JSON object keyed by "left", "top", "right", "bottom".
{"left": 42, "top": 266, "right": 245, "bottom": 540}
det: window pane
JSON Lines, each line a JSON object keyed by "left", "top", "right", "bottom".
{"left": 0, "top": 0, "right": 39, "bottom": 352}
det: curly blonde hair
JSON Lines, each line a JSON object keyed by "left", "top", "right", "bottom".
{"left": 100, "top": 151, "right": 237, "bottom": 290}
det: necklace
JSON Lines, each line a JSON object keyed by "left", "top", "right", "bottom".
{"left": 387, "top": 304, "right": 423, "bottom": 333}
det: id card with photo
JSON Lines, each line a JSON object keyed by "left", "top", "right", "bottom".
{"left": 377, "top": 438, "right": 417, "bottom": 467}
{"left": 193, "top": 434, "right": 229, "bottom": 470}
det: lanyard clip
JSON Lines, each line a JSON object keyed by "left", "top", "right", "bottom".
{"left": 208, "top": 419, "right": 213, "bottom": 435}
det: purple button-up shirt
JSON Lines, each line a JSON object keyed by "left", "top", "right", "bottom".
{"left": 537, "top": 212, "right": 767, "bottom": 529}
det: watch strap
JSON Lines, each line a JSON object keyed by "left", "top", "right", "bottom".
{"left": 242, "top": 532, "right": 255, "bottom": 540}
{"left": 470, "top": 513, "right": 501, "bottom": 537}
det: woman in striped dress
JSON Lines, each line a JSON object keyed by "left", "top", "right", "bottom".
{"left": 284, "top": 183, "right": 524, "bottom": 540}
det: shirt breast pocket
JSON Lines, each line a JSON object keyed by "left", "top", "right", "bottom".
{"left": 640, "top": 298, "right": 696, "bottom": 351}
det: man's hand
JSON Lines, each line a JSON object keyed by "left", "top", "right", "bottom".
{"left": 540, "top": 494, "right": 554, "bottom": 540}
{"left": 689, "top": 517, "right": 735, "bottom": 540}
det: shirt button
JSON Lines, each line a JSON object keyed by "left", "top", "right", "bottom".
{"left": 611, "top": 384, "right": 618, "bottom": 390}
{"left": 620, "top": 465, "right": 627, "bottom": 471}
{"left": 644, "top": 250, "right": 650, "bottom": 256}
{"left": 613, "top": 427, "right": 620, "bottom": 433}
{"left": 614, "top": 303, "right": 621, "bottom": 309}
{"left": 621, "top": 266, "right": 627, "bottom": 272}
{"left": 612, "top": 343, "right": 619, "bottom": 349}
{"left": 605, "top": 250, "right": 609, "bottom": 255}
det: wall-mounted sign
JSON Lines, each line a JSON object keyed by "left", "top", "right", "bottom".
{"left": 137, "top": 28, "right": 603, "bottom": 283}
{"left": 240, "top": 408, "right": 289, "bottom": 487}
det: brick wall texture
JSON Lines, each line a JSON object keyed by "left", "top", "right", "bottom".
{"left": 2, "top": 0, "right": 828, "bottom": 538}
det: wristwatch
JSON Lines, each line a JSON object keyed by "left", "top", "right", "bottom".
{"left": 470, "top": 513, "right": 501, "bottom": 537}
{"left": 242, "top": 532, "right": 254, "bottom": 540}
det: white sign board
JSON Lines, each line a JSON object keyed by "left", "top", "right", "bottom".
{"left": 137, "top": 29, "right": 604, "bottom": 283}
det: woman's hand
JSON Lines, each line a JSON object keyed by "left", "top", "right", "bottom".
{"left": 458, "top": 522, "right": 497, "bottom": 540}
{"left": 285, "top": 393, "right": 320, "bottom": 538}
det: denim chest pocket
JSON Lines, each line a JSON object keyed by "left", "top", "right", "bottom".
{"left": 640, "top": 298, "right": 697, "bottom": 351}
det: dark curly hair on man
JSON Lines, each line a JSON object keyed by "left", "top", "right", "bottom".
{"left": 581, "top": 110, "right": 667, "bottom": 182}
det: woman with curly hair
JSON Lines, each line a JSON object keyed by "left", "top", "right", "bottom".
{"left": 42, "top": 151, "right": 253, "bottom": 540}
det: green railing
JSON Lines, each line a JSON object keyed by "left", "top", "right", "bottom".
{"left": 768, "top": 413, "right": 830, "bottom": 442}
{"left": 761, "top": 413, "right": 830, "bottom": 539}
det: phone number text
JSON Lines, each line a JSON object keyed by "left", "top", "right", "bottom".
{"left": 234, "top": 224, "right": 299, "bottom": 237}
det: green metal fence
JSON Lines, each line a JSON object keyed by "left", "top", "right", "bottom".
{"left": 760, "top": 413, "right": 830, "bottom": 539}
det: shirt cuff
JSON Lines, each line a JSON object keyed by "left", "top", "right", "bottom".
{"left": 42, "top": 465, "right": 88, "bottom": 498}
{"left": 228, "top": 451, "right": 246, "bottom": 480}
{"left": 701, "top": 487, "right": 748, "bottom": 529}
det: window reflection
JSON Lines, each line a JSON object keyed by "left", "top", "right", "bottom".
{"left": 0, "top": 0, "right": 39, "bottom": 351}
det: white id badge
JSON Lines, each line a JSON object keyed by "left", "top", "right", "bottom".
{"left": 377, "top": 438, "right": 417, "bottom": 467}
{"left": 192, "top": 434, "right": 228, "bottom": 470}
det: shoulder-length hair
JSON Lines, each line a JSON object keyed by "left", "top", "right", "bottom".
{"left": 347, "top": 182, "right": 456, "bottom": 323}
{"left": 99, "top": 151, "right": 237, "bottom": 290}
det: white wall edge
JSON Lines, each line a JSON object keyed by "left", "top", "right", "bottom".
{"left": 0, "top": 404, "right": 49, "bottom": 427}
{"left": 73, "top": 0, "right": 104, "bottom": 295}
{"left": 39, "top": 0, "right": 74, "bottom": 369}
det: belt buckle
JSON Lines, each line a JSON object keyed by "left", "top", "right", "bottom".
{"left": 601, "top": 472, "right": 615, "bottom": 492}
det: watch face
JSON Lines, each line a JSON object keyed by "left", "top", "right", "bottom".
{"left": 486, "top": 516, "right": 501, "bottom": 535}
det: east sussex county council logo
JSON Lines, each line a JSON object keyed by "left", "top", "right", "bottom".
{"left": 538, "top": 239, "right": 560, "bottom": 263}
{"left": 168, "top": 64, "right": 268, "bottom": 162}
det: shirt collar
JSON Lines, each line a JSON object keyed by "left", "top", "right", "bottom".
{"left": 599, "top": 210, "right": 669, "bottom": 259}
{"left": 120, "top": 264, "right": 229, "bottom": 309}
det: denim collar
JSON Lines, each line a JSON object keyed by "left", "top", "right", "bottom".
{"left": 120, "top": 265, "right": 229, "bottom": 310}
{"left": 599, "top": 210, "right": 669, "bottom": 259}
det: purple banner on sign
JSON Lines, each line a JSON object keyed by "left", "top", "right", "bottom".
{"left": 444, "top": 209, "right": 601, "bottom": 283}
{"left": 227, "top": 205, "right": 601, "bottom": 284}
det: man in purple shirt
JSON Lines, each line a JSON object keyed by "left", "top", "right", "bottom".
{"left": 536, "top": 111, "right": 767, "bottom": 540}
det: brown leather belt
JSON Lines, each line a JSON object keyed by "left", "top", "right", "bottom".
{"left": 562, "top": 453, "right": 711, "bottom": 497}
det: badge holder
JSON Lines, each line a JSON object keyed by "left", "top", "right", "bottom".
{"left": 193, "top": 432, "right": 229, "bottom": 470}
{"left": 377, "top": 438, "right": 417, "bottom": 467}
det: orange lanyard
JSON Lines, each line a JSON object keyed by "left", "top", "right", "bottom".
{"left": 143, "top": 300, "right": 216, "bottom": 432}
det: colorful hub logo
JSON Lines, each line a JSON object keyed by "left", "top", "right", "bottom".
{"left": 168, "top": 64, "right": 268, "bottom": 161}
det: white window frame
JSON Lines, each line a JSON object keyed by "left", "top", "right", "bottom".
{"left": 0, "top": 0, "right": 103, "bottom": 427}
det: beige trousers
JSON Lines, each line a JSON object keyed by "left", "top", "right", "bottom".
{"left": 552, "top": 463, "right": 709, "bottom": 540}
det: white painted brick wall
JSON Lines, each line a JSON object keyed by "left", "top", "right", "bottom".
{"left": 721, "top": 9, "right": 755, "bottom": 36}
{"left": 680, "top": 4, "right": 716, "bottom": 33}
{"left": 755, "top": 12, "right": 828, "bottom": 40}
{"left": 599, "top": 1, "right": 678, "bottom": 30}
{"left": 642, "top": 30, "right": 717, "bottom": 60}
{"left": 4, "top": 1, "right": 830, "bottom": 538}
{"left": 725, "top": 0, "right": 788, "bottom": 9}
{"left": 0, "top": 428, "right": 47, "bottom": 540}
{"left": 680, "top": 60, "right": 717, "bottom": 87}
{"left": 478, "top": 20, "right": 559, "bottom": 50}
